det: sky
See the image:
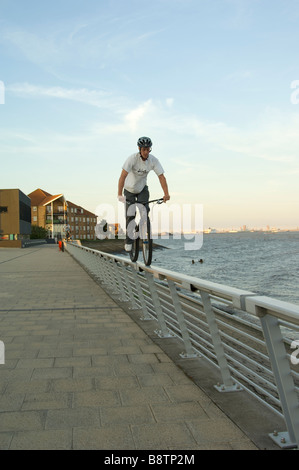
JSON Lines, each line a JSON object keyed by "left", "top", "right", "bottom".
{"left": 1, "top": 0, "right": 299, "bottom": 230}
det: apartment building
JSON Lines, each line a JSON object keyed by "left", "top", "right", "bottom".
{"left": 28, "top": 188, "right": 97, "bottom": 240}
{"left": 66, "top": 200, "right": 97, "bottom": 240}
{"left": 28, "top": 188, "right": 67, "bottom": 240}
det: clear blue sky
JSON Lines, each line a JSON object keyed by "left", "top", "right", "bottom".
{"left": 1, "top": 0, "right": 299, "bottom": 229}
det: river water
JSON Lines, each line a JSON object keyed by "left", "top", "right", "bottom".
{"left": 152, "top": 231, "right": 299, "bottom": 307}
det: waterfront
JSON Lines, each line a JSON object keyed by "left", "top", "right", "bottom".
{"left": 152, "top": 231, "right": 299, "bottom": 306}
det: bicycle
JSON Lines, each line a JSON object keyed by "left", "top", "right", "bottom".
{"left": 129, "top": 198, "right": 164, "bottom": 266}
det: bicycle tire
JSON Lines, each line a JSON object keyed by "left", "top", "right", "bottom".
{"left": 130, "top": 226, "right": 139, "bottom": 262}
{"left": 142, "top": 217, "right": 153, "bottom": 266}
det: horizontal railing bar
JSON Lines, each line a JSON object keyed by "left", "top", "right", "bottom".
{"left": 216, "top": 318, "right": 267, "bottom": 348}
{"left": 223, "top": 343, "right": 275, "bottom": 384}
{"left": 220, "top": 330, "right": 270, "bottom": 363}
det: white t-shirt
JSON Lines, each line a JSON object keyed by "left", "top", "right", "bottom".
{"left": 122, "top": 153, "right": 164, "bottom": 194}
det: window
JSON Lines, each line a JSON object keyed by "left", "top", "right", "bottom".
{"left": 0, "top": 206, "right": 8, "bottom": 213}
{"left": 33, "top": 216, "right": 37, "bottom": 222}
{"left": 19, "top": 201, "right": 31, "bottom": 223}
{"left": 33, "top": 206, "right": 37, "bottom": 211}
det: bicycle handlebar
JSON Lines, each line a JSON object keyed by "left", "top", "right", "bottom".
{"left": 148, "top": 198, "right": 165, "bottom": 204}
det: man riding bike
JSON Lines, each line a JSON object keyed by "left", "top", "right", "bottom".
{"left": 118, "top": 136, "right": 170, "bottom": 252}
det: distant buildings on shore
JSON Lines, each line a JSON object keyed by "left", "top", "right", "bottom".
{"left": 203, "top": 226, "right": 299, "bottom": 234}
{"left": 0, "top": 187, "right": 98, "bottom": 247}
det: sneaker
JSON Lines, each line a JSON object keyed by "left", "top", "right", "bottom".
{"left": 125, "top": 244, "right": 132, "bottom": 252}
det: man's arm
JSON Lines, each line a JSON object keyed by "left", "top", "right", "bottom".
{"left": 118, "top": 169, "right": 128, "bottom": 199}
{"left": 158, "top": 174, "right": 170, "bottom": 202}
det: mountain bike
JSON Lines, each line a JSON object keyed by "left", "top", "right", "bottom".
{"left": 130, "top": 198, "right": 164, "bottom": 266}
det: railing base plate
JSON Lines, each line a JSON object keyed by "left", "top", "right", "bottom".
{"left": 214, "top": 383, "right": 244, "bottom": 393}
{"left": 269, "top": 431, "right": 298, "bottom": 449}
{"left": 154, "top": 329, "right": 174, "bottom": 338}
{"left": 179, "top": 351, "right": 201, "bottom": 359}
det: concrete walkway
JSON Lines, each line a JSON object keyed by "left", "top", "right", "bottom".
{"left": 0, "top": 245, "right": 258, "bottom": 450}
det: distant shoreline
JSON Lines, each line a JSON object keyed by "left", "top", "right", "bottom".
{"left": 81, "top": 239, "right": 167, "bottom": 254}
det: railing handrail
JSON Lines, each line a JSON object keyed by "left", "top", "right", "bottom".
{"left": 70, "top": 241, "right": 299, "bottom": 322}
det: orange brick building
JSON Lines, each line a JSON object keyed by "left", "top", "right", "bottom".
{"left": 66, "top": 200, "right": 97, "bottom": 241}
{"left": 28, "top": 189, "right": 97, "bottom": 240}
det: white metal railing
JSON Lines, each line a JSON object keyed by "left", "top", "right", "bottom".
{"left": 65, "top": 241, "right": 299, "bottom": 449}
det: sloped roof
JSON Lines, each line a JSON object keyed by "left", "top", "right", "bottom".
{"left": 66, "top": 200, "right": 97, "bottom": 217}
{"left": 28, "top": 188, "right": 64, "bottom": 206}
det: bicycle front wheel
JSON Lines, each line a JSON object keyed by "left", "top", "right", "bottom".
{"left": 142, "top": 218, "right": 153, "bottom": 266}
{"left": 130, "top": 226, "right": 139, "bottom": 262}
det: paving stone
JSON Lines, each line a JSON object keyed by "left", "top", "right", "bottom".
{"left": 186, "top": 417, "right": 257, "bottom": 449}
{"left": 73, "top": 426, "right": 135, "bottom": 450}
{"left": 131, "top": 422, "right": 197, "bottom": 449}
{"left": 100, "top": 405, "right": 155, "bottom": 426}
{"left": 73, "top": 390, "right": 121, "bottom": 407}
{"left": 10, "top": 429, "right": 73, "bottom": 450}
{"left": 0, "top": 411, "right": 44, "bottom": 432}
{"left": 45, "top": 407, "right": 101, "bottom": 429}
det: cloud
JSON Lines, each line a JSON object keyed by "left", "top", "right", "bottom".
{"left": 1, "top": 19, "right": 165, "bottom": 75}
{"left": 124, "top": 100, "right": 153, "bottom": 131}
{"left": 6, "top": 82, "right": 299, "bottom": 166}
{"left": 7, "top": 82, "right": 126, "bottom": 113}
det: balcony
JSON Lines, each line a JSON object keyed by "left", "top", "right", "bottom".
{"left": 46, "top": 219, "right": 65, "bottom": 225}
{"left": 53, "top": 211, "right": 67, "bottom": 217}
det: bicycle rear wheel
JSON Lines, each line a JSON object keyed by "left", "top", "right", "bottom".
{"left": 142, "top": 217, "right": 153, "bottom": 266}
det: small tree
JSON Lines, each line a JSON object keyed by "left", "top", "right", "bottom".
{"left": 30, "top": 225, "right": 48, "bottom": 239}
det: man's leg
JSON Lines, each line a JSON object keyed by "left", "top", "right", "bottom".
{"left": 136, "top": 185, "right": 149, "bottom": 211}
{"left": 136, "top": 186, "right": 150, "bottom": 240}
{"left": 124, "top": 189, "right": 136, "bottom": 246}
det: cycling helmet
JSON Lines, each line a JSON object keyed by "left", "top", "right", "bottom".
{"left": 137, "top": 136, "right": 152, "bottom": 148}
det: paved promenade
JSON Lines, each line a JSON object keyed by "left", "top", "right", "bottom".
{"left": 0, "top": 245, "right": 260, "bottom": 450}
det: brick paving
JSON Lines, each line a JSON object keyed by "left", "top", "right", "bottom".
{"left": 0, "top": 245, "right": 257, "bottom": 450}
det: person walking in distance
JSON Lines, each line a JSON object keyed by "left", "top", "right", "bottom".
{"left": 118, "top": 137, "right": 170, "bottom": 252}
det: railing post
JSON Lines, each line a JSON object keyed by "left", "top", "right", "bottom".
{"left": 94, "top": 254, "right": 106, "bottom": 283}
{"left": 130, "top": 268, "right": 152, "bottom": 320}
{"left": 121, "top": 265, "right": 140, "bottom": 310}
{"left": 167, "top": 279, "right": 198, "bottom": 358}
{"left": 259, "top": 310, "right": 299, "bottom": 449}
{"left": 200, "top": 291, "right": 242, "bottom": 392}
{"left": 101, "top": 257, "right": 115, "bottom": 290}
{"left": 144, "top": 271, "right": 173, "bottom": 338}
{"left": 112, "top": 259, "right": 129, "bottom": 302}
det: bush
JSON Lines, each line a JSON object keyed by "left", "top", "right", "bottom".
{"left": 30, "top": 225, "right": 48, "bottom": 239}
